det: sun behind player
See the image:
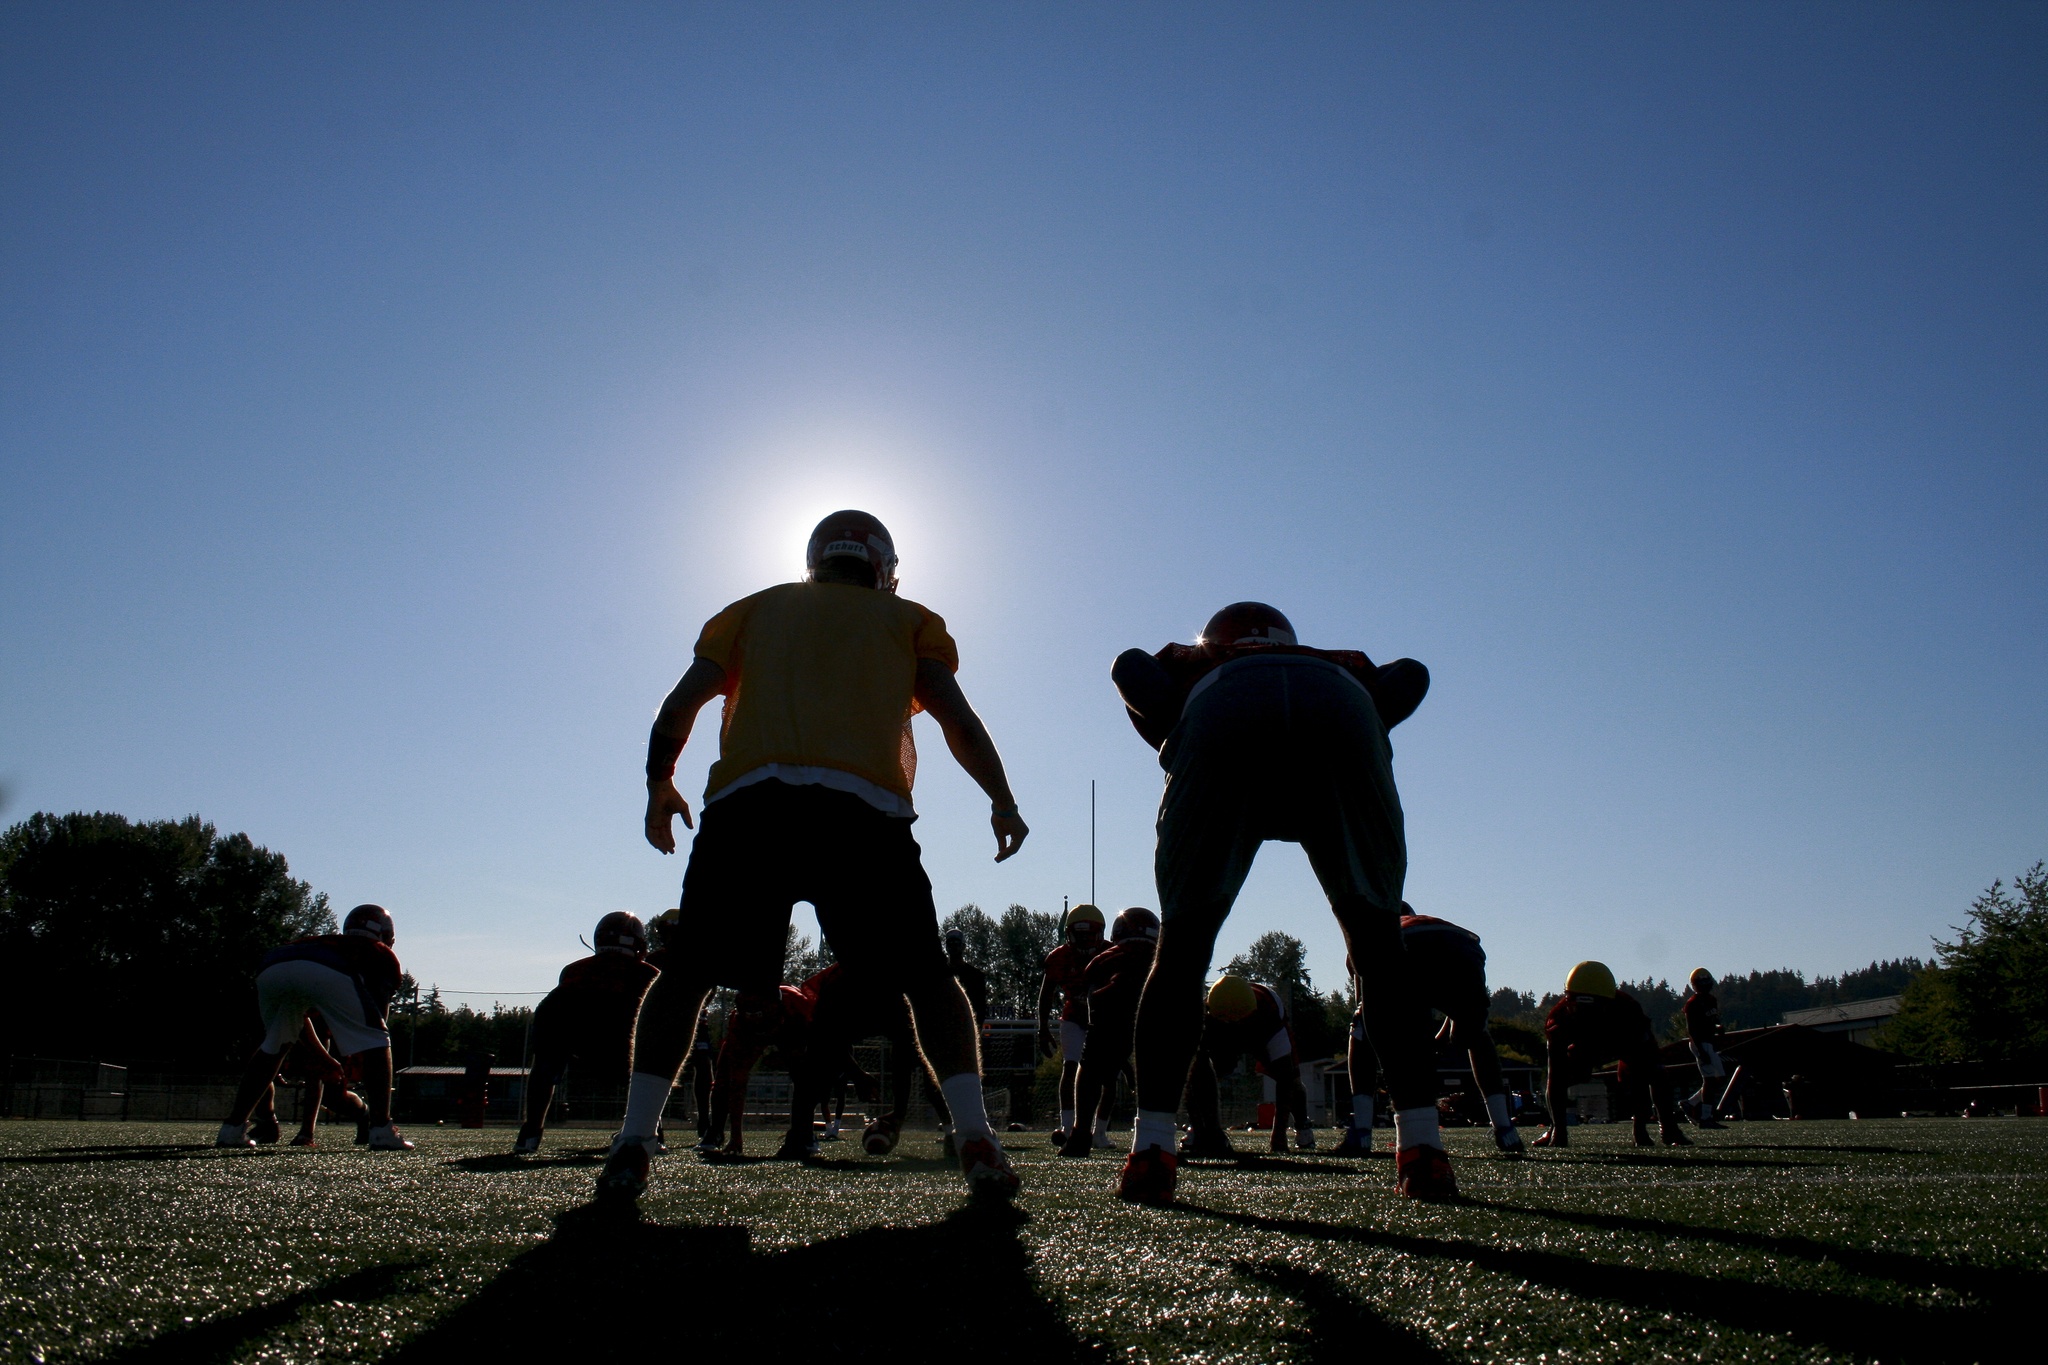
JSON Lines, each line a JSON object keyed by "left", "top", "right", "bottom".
{"left": 600, "top": 510, "right": 1029, "bottom": 1203}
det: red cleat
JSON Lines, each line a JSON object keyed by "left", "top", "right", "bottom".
{"left": 957, "top": 1136, "right": 1021, "bottom": 1201}
{"left": 1394, "top": 1144, "right": 1458, "bottom": 1200}
{"left": 1117, "top": 1146, "right": 1179, "bottom": 1205}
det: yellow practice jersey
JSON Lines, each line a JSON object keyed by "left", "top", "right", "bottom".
{"left": 692, "top": 581, "right": 959, "bottom": 804}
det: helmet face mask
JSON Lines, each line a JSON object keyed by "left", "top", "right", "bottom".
{"left": 1065, "top": 904, "right": 1106, "bottom": 942}
{"left": 805, "top": 510, "right": 899, "bottom": 593}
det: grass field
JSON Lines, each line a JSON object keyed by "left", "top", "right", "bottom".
{"left": 0, "top": 1118, "right": 2037, "bottom": 1363}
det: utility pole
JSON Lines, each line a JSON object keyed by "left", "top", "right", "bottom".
{"left": 1090, "top": 779, "right": 1097, "bottom": 907}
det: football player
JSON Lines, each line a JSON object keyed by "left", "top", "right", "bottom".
{"left": 1110, "top": 602, "right": 1447, "bottom": 1204}
{"left": 217, "top": 903, "right": 412, "bottom": 1152}
{"left": 1059, "top": 907, "right": 1159, "bottom": 1158}
{"left": 781, "top": 960, "right": 949, "bottom": 1160}
{"left": 604, "top": 510, "right": 1029, "bottom": 1203}
{"left": 1037, "top": 904, "right": 1107, "bottom": 1145}
{"left": 1336, "top": 909, "right": 1525, "bottom": 1158}
{"left": 247, "top": 1016, "right": 371, "bottom": 1147}
{"left": 1681, "top": 967, "right": 1727, "bottom": 1128}
{"left": 947, "top": 928, "right": 991, "bottom": 1026}
{"left": 1533, "top": 961, "right": 1692, "bottom": 1149}
{"left": 513, "top": 912, "right": 660, "bottom": 1155}
{"left": 699, "top": 982, "right": 815, "bottom": 1155}
{"left": 1179, "top": 976, "right": 1312, "bottom": 1158}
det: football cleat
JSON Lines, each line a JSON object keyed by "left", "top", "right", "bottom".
{"left": 366, "top": 1124, "right": 415, "bottom": 1152}
{"left": 215, "top": 1123, "right": 255, "bottom": 1149}
{"left": 862, "top": 1115, "right": 902, "bottom": 1156}
{"left": 1332, "top": 1125, "right": 1372, "bottom": 1156}
{"left": 1394, "top": 1145, "right": 1457, "bottom": 1200}
{"left": 1092, "top": 1129, "right": 1114, "bottom": 1149}
{"left": 1493, "top": 1124, "right": 1526, "bottom": 1159}
{"left": 597, "top": 1133, "right": 658, "bottom": 1199}
{"left": 249, "top": 1115, "right": 281, "bottom": 1145}
{"left": 1661, "top": 1124, "right": 1694, "bottom": 1147}
{"left": 1178, "top": 1127, "right": 1236, "bottom": 1161}
{"left": 821, "top": 1120, "right": 843, "bottom": 1141}
{"left": 957, "top": 1137, "right": 1021, "bottom": 1201}
{"left": 1294, "top": 1127, "right": 1316, "bottom": 1152}
{"left": 1059, "top": 1128, "right": 1093, "bottom": 1159}
{"left": 512, "top": 1130, "right": 542, "bottom": 1155}
{"left": 1117, "top": 1145, "right": 1178, "bottom": 1205}
{"left": 289, "top": 1131, "right": 317, "bottom": 1148}
{"left": 774, "top": 1132, "right": 822, "bottom": 1161}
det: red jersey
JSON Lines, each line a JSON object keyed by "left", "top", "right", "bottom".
{"left": 1682, "top": 990, "right": 1722, "bottom": 1044}
{"left": 1544, "top": 990, "right": 1657, "bottom": 1061}
{"left": 1082, "top": 940, "right": 1155, "bottom": 1026}
{"left": 556, "top": 952, "right": 661, "bottom": 997}
{"left": 1204, "top": 982, "right": 1292, "bottom": 1063}
{"left": 1043, "top": 943, "right": 1097, "bottom": 1023}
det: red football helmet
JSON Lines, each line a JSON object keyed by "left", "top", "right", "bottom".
{"left": 593, "top": 911, "right": 649, "bottom": 956}
{"left": 343, "top": 904, "right": 395, "bottom": 945}
{"left": 805, "top": 510, "right": 899, "bottom": 592}
{"left": 1111, "top": 907, "right": 1160, "bottom": 943}
{"left": 1200, "top": 602, "right": 1296, "bottom": 648}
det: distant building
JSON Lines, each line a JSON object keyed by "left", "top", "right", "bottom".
{"left": 1779, "top": 995, "right": 1902, "bottom": 1046}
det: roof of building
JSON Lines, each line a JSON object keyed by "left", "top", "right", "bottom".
{"left": 1780, "top": 995, "right": 1903, "bottom": 1028}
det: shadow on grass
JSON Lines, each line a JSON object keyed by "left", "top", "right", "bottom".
{"left": 384, "top": 1200, "right": 1102, "bottom": 1362}
{"left": 88, "top": 1260, "right": 425, "bottom": 1364}
{"left": 0, "top": 1144, "right": 219, "bottom": 1166}
{"left": 444, "top": 1149, "right": 608, "bottom": 1173}
{"left": 1233, "top": 1259, "right": 1451, "bottom": 1363}
{"left": 1468, "top": 1196, "right": 2045, "bottom": 1302}
{"left": 1531, "top": 1151, "right": 1808, "bottom": 1169}
{"left": 1180, "top": 1154, "right": 1367, "bottom": 1176}
{"left": 1176, "top": 1202, "right": 2005, "bottom": 1362}
{"left": 1711, "top": 1143, "right": 1923, "bottom": 1156}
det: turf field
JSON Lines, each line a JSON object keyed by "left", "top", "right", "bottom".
{"left": 0, "top": 1119, "right": 2035, "bottom": 1363}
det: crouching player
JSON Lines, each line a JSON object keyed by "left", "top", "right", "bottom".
{"left": 1111, "top": 601, "right": 1449, "bottom": 1203}
{"left": 1180, "top": 976, "right": 1311, "bottom": 1158}
{"left": 247, "top": 1017, "right": 371, "bottom": 1147}
{"left": 1681, "top": 967, "right": 1728, "bottom": 1129}
{"left": 1535, "top": 961, "right": 1691, "bottom": 1149}
{"left": 604, "top": 510, "right": 1028, "bottom": 1202}
{"left": 699, "top": 981, "right": 816, "bottom": 1155}
{"left": 218, "top": 904, "right": 412, "bottom": 1152}
{"left": 514, "top": 912, "right": 660, "bottom": 1154}
{"left": 1336, "top": 909, "right": 1525, "bottom": 1158}
{"left": 1038, "top": 904, "right": 1107, "bottom": 1146}
{"left": 1058, "top": 907, "right": 1158, "bottom": 1158}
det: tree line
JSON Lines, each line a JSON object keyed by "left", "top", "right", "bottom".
{"left": 4, "top": 811, "right": 2041, "bottom": 1074}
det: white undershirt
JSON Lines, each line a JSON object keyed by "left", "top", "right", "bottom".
{"left": 706, "top": 763, "right": 915, "bottom": 819}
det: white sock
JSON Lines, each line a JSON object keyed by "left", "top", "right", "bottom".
{"left": 620, "top": 1071, "right": 673, "bottom": 1139}
{"left": 1094, "top": 1114, "right": 1110, "bottom": 1139}
{"left": 1393, "top": 1105, "right": 1443, "bottom": 1151}
{"left": 1132, "top": 1109, "right": 1177, "bottom": 1154}
{"left": 1351, "top": 1094, "right": 1374, "bottom": 1130}
{"left": 1486, "top": 1093, "right": 1512, "bottom": 1130}
{"left": 1060, "top": 1107, "right": 1076, "bottom": 1133}
{"left": 939, "top": 1074, "right": 993, "bottom": 1141}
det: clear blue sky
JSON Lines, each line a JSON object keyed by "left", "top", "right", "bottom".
{"left": 4, "top": 3, "right": 2043, "bottom": 1007}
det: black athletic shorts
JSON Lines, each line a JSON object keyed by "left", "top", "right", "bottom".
{"left": 676, "top": 779, "right": 951, "bottom": 993}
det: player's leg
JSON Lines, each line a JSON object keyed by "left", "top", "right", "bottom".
{"left": 601, "top": 791, "right": 785, "bottom": 1197}
{"left": 1176, "top": 1047, "right": 1237, "bottom": 1158}
{"left": 1336, "top": 1007, "right": 1378, "bottom": 1154}
{"left": 1063, "top": 1019, "right": 1131, "bottom": 1158}
{"left": 692, "top": 1050, "right": 715, "bottom": 1136}
{"left": 516, "top": 1049, "right": 569, "bottom": 1153}
{"left": 291, "top": 1078, "right": 321, "bottom": 1146}
{"left": 1450, "top": 1008, "right": 1524, "bottom": 1157}
{"left": 221, "top": 968, "right": 307, "bottom": 1145}
{"left": 1535, "top": 1038, "right": 1578, "bottom": 1147}
{"left": 1125, "top": 724, "right": 1263, "bottom": 1201}
{"left": 818, "top": 797, "right": 1015, "bottom": 1197}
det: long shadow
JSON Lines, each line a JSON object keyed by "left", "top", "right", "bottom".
{"left": 1173, "top": 1202, "right": 2006, "bottom": 1361}
{"left": 0, "top": 1144, "right": 220, "bottom": 1166}
{"left": 88, "top": 1261, "right": 424, "bottom": 1364}
{"left": 384, "top": 1200, "right": 1103, "bottom": 1362}
{"left": 444, "top": 1150, "right": 607, "bottom": 1173}
{"left": 1530, "top": 1151, "right": 1808, "bottom": 1169}
{"left": 1181, "top": 1154, "right": 1367, "bottom": 1176}
{"left": 1712, "top": 1143, "right": 1923, "bottom": 1156}
{"left": 1232, "top": 1259, "right": 1453, "bottom": 1363}
{"left": 1466, "top": 1196, "right": 2045, "bottom": 1302}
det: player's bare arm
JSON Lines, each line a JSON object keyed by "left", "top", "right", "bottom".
{"left": 912, "top": 656, "right": 1028, "bottom": 861}
{"left": 643, "top": 656, "right": 728, "bottom": 853}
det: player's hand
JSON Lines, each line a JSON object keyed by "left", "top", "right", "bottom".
{"left": 645, "top": 779, "right": 694, "bottom": 853}
{"left": 991, "top": 808, "right": 1029, "bottom": 862}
